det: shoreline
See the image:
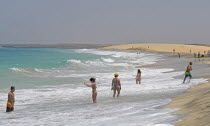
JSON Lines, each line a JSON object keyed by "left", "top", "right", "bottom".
{"left": 164, "top": 77, "right": 210, "bottom": 126}
{"left": 101, "top": 44, "right": 210, "bottom": 126}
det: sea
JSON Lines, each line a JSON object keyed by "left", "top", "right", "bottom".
{"left": 0, "top": 47, "right": 208, "bottom": 126}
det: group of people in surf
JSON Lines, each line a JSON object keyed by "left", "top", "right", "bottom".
{"left": 83, "top": 69, "right": 142, "bottom": 103}
{"left": 5, "top": 62, "right": 192, "bottom": 112}
{"left": 84, "top": 62, "right": 192, "bottom": 104}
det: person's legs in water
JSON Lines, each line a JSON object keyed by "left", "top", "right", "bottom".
{"left": 136, "top": 77, "right": 139, "bottom": 84}
{"left": 92, "top": 93, "right": 97, "bottom": 103}
{"left": 183, "top": 72, "right": 192, "bottom": 83}
{"left": 113, "top": 88, "right": 117, "bottom": 97}
{"left": 183, "top": 72, "right": 189, "bottom": 83}
{"left": 183, "top": 77, "right": 187, "bottom": 83}
{"left": 117, "top": 87, "right": 120, "bottom": 97}
{"left": 189, "top": 74, "right": 192, "bottom": 82}
{"left": 136, "top": 78, "right": 140, "bottom": 84}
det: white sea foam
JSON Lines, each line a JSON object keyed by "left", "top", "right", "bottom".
{"left": 101, "top": 57, "right": 114, "bottom": 62}
{"left": 67, "top": 59, "right": 82, "bottom": 64}
{"left": 10, "top": 67, "right": 30, "bottom": 73}
{"left": 34, "top": 68, "right": 43, "bottom": 72}
{"left": 85, "top": 60, "right": 104, "bottom": 66}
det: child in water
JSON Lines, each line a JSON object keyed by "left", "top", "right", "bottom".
{"left": 84, "top": 78, "right": 97, "bottom": 103}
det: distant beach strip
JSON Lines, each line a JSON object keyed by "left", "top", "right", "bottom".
{"left": 100, "top": 44, "right": 210, "bottom": 54}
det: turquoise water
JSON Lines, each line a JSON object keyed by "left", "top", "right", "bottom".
{"left": 0, "top": 47, "right": 101, "bottom": 89}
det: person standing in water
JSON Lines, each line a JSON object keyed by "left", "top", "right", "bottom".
{"left": 6, "top": 86, "right": 15, "bottom": 112}
{"left": 111, "top": 73, "right": 121, "bottom": 97}
{"left": 136, "top": 69, "right": 142, "bottom": 84}
{"left": 84, "top": 78, "right": 97, "bottom": 103}
{"left": 183, "top": 62, "right": 193, "bottom": 83}
{"left": 178, "top": 53, "right": 181, "bottom": 58}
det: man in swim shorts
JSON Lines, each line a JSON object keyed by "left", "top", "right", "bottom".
{"left": 111, "top": 73, "right": 121, "bottom": 97}
{"left": 6, "top": 86, "right": 15, "bottom": 112}
{"left": 183, "top": 62, "right": 193, "bottom": 83}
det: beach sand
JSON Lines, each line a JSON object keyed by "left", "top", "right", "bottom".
{"left": 102, "top": 44, "right": 210, "bottom": 126}
{"left": 165, "top": 78, "right": 210, "bottom": 126}
{"left": 195, "top": 61, "right": 210, "bottom": 65}
{"left": 100, "top": 44, "right": 210, "bottom": 54}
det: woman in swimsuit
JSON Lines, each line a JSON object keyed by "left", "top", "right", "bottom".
{"left": 136, "top": 69, "right": 141, "bottom": 84}
{"left": 111, "top": 73, "right": 121, "bottom": 97}
{"left": 84, "top": 78, "right": 97, "bottom": 103}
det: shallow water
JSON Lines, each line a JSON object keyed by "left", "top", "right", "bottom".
{"left": 0, "top": 48, "right": 207, "bottom": 126}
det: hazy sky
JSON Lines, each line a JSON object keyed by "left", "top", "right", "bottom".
{"left": 0, "top": 0, "right": 210, "bottom": 44}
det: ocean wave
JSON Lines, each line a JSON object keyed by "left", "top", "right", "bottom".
{"left": 101, "top": 57, "right": 114, "bottom": 63}
{"left": 67, "top": 59, "right": 108, "bottom": 66}
{"left": 85, "top": 60, "right": 104, "bottom": 65}
{"left": 67, "top": 59, "right": 82, "bottom": 64}
{"left": 10, "top": 67, "right": 30, "bottom": 73}
{"left": 34, "top": 68, "right": 44, "bottom": 72}
{"left": 108, "top": 63, "right": 129, "bottom": 67}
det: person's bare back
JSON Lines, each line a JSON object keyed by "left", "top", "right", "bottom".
{"left": 112, "top": 78, "right": 120, "bottom": 87}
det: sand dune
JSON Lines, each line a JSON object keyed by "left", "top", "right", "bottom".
{"left": 101, "top": 44, "right": 210, "bottom": 54}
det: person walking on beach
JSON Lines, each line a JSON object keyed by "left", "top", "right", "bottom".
{"left": 183, "top": 62, "right": 193, "bottom": 83}
{"left": 136, "top": 69, "right": 141, "bottom": 84}
{"left": 84, "top": 78, "right": 97, "bottom": 103}
{"left": 111, "top": 73, "right": 121, "bottom": 97}
{"left": 6, "top": 86, "right": 15, "bottom": 112}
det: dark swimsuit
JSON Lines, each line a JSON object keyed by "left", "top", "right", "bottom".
{"left": 6, "top": 102, "right": 14, "bottom": 112}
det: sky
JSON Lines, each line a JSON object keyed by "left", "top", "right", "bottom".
{"left": 0, "top": 0, "right": 210, "bottom": 44}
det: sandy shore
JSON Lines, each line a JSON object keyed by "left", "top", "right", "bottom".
{"left": 101, "top": 44, "right": 210, "bottom": 54}
{"left": 194, "top": 61, "right": 210, "bottom": 65}
{"left": 165, "top": 78, "right": 210, "bottom": 126}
